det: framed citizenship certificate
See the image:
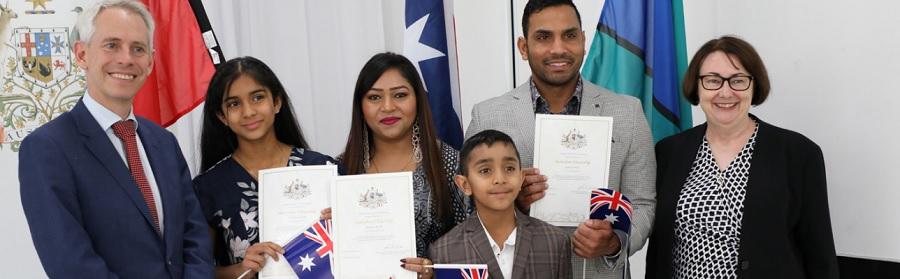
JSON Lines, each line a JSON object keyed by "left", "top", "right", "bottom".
{"left": 531, "top": 114, "right": 613, "bottom": 227}
{"left": 258, "top": 165, "right": 337, "bottom": 278}
{"left": 331, "top": 172, "right": 417, "bottom": 279}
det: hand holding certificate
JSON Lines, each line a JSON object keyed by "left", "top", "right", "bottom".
{"left": 331, "top": 172, "right": 417, "bottom": 279}
{"left": 531, "top": 114, "right": 613, "bottom": 226}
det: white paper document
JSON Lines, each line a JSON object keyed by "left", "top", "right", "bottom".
{"left": 331, "top": 172, "right": 417, "bottom": 279}
{"left": 531, "top": 114, "right": 613, "bottom": 227}
{"left": 258, "top": 165, "right": 337, "bottom": 278}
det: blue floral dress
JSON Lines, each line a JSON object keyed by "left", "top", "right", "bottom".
{"left": 193, "top": 147, "right": 341, "bottom": 266}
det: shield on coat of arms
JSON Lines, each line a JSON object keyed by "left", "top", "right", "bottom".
{"left": 14, "top": 27, "right": 71, "bottom": 88}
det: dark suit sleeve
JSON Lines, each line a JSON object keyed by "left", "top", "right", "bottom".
{"left": 169, "top": 135, "right": 214, "bottom": 277}
{"left": 19, "top": 133, "right": 119, "bottom": 279}
{"left": 796, "top": 142, "right": 839, "bottom": 278}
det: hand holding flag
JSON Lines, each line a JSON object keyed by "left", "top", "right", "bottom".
{"left": 589, "top": 188, "right": 633, "bottom": 234}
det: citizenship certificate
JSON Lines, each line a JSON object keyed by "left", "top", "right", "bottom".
{"left": 531, "top": 114, "right": 613, "bottom": 226}
{"left": 258, "top": 165, "right": 337, "bottom": 278}
{"left": 331, "top": 172, "right": 417, "bottom": 279}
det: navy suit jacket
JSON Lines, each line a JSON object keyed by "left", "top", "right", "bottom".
{"left": 19, "top": 100, "right": 213, "bottom": 278}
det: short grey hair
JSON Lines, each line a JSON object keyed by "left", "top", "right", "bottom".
{"left": 71, "top": 0, "right": 155, "bottom": 50}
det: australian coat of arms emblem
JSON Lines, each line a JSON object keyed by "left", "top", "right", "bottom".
{"left": 0, "top": 2, "right": 84, "bottom": 152}
{"left": 358, "top": 186, "right": 387, "bottom": 209}
{"left": 282, "top": 179, "right": 311, "bottom": 200}
{"left": 561, "top": 128, "right": 587, "bottom": 150}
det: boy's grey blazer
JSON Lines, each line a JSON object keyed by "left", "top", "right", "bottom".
{"left": 465, "top": 78, "right": 656, "bottom": 278}
{"left": 429, "top": 213, "right": 572, "bottom": 279}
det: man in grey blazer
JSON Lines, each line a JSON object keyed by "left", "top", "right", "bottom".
{"left": 465, "top": 0, "right": 655, "bottom": 278}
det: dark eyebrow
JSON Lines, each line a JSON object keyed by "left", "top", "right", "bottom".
{"left": 369, "top": 85, "right": 409, "bottom": 92}
{"left": 503, "top": 156, "right": 519, "bottom": 164}
{"left": 473, "top": 158, "right": 494, "bottom": 166}
{"left": 563, "top": 27, "right": 580, "bottom": 34}
{"left": 223, "top": 89, "right": 266, "bottom": 101}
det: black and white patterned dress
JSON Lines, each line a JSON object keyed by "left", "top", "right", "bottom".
{"left": 672, "top": 124, "right": 758, "bottom": 279}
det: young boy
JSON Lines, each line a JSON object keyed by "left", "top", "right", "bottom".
{"left": 429, "top": 130, "right": 571, "bottom": 279}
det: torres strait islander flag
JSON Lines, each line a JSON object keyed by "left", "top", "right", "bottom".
{"left": 582, "top": 0, "right": 693, "bottom": 142}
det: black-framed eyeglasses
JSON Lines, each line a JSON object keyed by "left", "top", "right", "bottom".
{"left": 699, "top": 75, "right": 753, "bottom": 91}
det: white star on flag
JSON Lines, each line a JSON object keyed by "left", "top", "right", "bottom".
{"left": 604, "top": 213, "right": 619, "bottom": 224}
{"left": 298, "top": 253, "right": 316, "bottom": 271}
{"left": 403, "top": 13, "right": 445, "bottom": 89}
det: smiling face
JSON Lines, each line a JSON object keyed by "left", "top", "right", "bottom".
{"left": 361, "top": 68, "right": 418, "bottom": 143}
{"left": 456, "top": 142, "right": 523, "bottom": 214}
{"left": 74, "top": 7, "right": 153, "bottom": 115}
{"left": 518, "top": 4, "right": 585, "bottom": 88}
{"left": 217, "top": 74, "right": 282, "bottom": 145}
{"left": 698, "top": 51, "right": 754, "bottom": 128}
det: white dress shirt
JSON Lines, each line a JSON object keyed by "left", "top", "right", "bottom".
{"left": 478, "top": 213, "right": 516, "bottom": 279}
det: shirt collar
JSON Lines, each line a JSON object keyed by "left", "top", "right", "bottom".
{"left": 529, "top": 76, "right": 583, "bottom": 113}
{"left": 477, "top": 212, "right": 517, "bottom": 250}
{"left": 82, "top": 91, "right": 138, "bottom": 132}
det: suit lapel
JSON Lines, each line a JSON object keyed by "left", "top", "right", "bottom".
{"left": 579, "top": 83, "right": 605, "bottom": 117}
{"left": 72, "top": 101, "right": 160, "bottom": 237}
{"left": 509, "top": 85, "right": 537, "bottom": 166}
{"left": 464, "top": 217, "right": 504, "bottom": 278}
{"left": 510, "top": 215, "right": 533, "bottom": 279}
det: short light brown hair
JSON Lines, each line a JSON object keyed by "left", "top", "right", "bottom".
{"left": 683, "top": 35, "right": 770, "bottom": 105}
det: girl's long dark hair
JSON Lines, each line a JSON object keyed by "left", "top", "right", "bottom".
{"left": 342, "top": 52, "right": 453, "bottom": 230}
{"left": 199, "top": 56, "right": 309, "bottom": 171}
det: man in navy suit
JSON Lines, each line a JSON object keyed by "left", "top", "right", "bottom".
{"left": 18, "top": 0, "right": 213, "bottom": 278}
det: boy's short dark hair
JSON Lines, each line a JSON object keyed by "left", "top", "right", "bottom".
{"left": 522, "top": 0, "right": 582, "bottom": 37}
{"left": 459, "top": 130, "right": 521, "bottom": 175}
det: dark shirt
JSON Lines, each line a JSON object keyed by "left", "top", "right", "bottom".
{"left": 530, "top": 77, "right": 583, "bottom": 115}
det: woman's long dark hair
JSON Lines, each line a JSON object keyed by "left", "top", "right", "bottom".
{"left": 342, "top": 52, "right": 453, "bottom": 229}
{"left": 199, "top": 56, "right": 309, "bottom": 171}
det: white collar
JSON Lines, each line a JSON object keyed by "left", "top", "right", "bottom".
{"left": 82, "top": 91, "right": 138, "bottom": 131}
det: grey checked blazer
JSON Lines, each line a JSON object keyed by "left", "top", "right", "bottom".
{"left": 428, "top": 212, "right": 572, "bottom": 279}
{"left": 465, "top": 78, "right": 656, "bottom": 279}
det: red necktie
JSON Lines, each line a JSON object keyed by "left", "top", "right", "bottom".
{"left": 112, "top": 120, "right": 160, "bottom": 231}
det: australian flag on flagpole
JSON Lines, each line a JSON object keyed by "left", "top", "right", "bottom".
{"left": 404, "top": 0, "right": 464, "bottom": 149}
{"left": 433, "top": 264, "right": 489, "bottom": 279}
{"left": 283, "top": 219, "right": 334, "bottom": 278}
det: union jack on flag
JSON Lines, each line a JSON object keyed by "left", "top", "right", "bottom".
{"left": 433, "top": 264, "right": 489, "bottom": 279}
{"left": 283, "top": 219, "right": 334, "bottom": 278}
{"left": 590, "top": 188, "right": 633, "bottom": 234}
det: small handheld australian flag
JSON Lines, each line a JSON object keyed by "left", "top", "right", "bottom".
{"left": 283, "top": 219, "right": 334, "bottom": 278}
{"left": 432, "top": 264, "right": 489, "bottom": 279}
{"left": 589, "top": 188, "right": 633, "bottom": 234}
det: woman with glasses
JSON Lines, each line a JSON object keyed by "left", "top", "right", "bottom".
{"left": 645, "top": 36, "right": 838, "bottom": 278}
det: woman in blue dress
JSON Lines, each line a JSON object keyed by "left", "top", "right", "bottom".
{"left": 193, "top": 56, "right": 340, "bottom": 279}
